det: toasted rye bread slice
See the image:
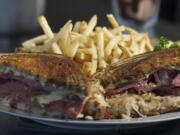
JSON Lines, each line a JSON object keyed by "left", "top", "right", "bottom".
{"left": 0, "top": 53, "right": 107, "bottom": 119}
{"left": 0, "top": 53, "right": 87, "bottom": 90}
{"left": 0, "top": 53, "right": 89, "bottom": 119}
{"left": 94, "top": 48, "right": 180, "bottom": 91}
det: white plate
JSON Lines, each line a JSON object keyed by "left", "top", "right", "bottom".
{"left": 0, "top": 104, "right": 179, "bottom": 131}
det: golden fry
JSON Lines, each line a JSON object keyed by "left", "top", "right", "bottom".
{"left": 106, "top": 14, "right": 119, "bottom": 28}
{"left": 51, "top": 43, "right": 62, "bottom": 54}
{"left": 38, "top": 16, "right": 54, "bottom": 39}
{"left": 22, "top": 35, "right": 47, "bottom": 47}
{"left": 73, "top": 21, "right": 81, "bottom": 32}
{"left": 83, "top": 15, "right": 97, "bottom": 36}
{"left": 105, "top": 36, "right": 121, "bottom": 57}
{"left": 103, "top": 27, "right": 114, "bottom": 39}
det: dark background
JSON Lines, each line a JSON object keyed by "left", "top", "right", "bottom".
{"left": 45, "top": 0, "right": 180, "bottom": 30}
{"left": 43, "top": 0, "right": 180, "bottom": 36}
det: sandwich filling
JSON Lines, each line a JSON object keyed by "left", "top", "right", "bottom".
{"left": 106, "top": 68, "right": 180, "bottom": 119}
{"left": 0, "top": 70, "right": 83, "bottom": 119}
{"left": 106, "top": 68, "right": 180, "bottom": 97}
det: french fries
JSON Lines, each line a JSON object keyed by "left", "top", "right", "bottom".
{"left": 83, "top": 15, "right": 97, "bottom": 36}
{"left": 106, "top": 14, "right": 119, "bottom": 28}
{"left": 38, "top": 16, "right": 62, "bottom": 54}
{"left": 20, "top": 14, "right": 153, "bottom": 76}
{"left": 97, "top": 31, "right": 107, "bottom": 69}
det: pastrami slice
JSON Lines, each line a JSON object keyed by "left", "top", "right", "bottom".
{"left": 172, "top": 74, "right": 180, "bottom": 87}
{"left": 46, "top": 94, "right": 83, "bottom": 119}
{"left": 0, "top": 70, "right": 85, "bottom": 119}
{"left": 106, "top": 69, "right": 180, "bottom": 97}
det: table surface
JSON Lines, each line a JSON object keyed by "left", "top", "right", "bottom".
{"left": 0, "top": 20, "right": 180, "bottom": 135}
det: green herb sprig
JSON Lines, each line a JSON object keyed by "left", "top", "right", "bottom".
{"left": 154, "top": 36, "right": 180, "bottom": 51}
{"left": 169, "top": 43, "right": 180, "bottom": 49}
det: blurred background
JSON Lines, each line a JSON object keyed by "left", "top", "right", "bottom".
{"left": 0, "top": 0, "right": 180, "bottom": 52}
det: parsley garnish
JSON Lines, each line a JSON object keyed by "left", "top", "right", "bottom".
{"left": 159, "top": 36, "right": 169, "bottom": 46}
{"left": 170, "top": 43, "right": 180, "bottom": 48}
{"left": 154, "top": 44, "right": 166, "bottom": 51}
{"left": 154, "top": 36, "right": 168, "bottom": 51}
{"left": 153, "top": 36, "right": 180, "bottom": 51}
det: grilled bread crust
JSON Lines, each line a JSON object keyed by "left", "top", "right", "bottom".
{"left": 94, "top": 48, "right": 180, "bottom": 90}
{"left": 0, "top": 53, "right": 89, "bottom": 96}
{"left": 0, "top": 53, "right": 107, "bottom": 119}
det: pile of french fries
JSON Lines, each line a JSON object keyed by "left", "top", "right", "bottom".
{"left": 21, "top": 14, "right": 153, "bottom": 76}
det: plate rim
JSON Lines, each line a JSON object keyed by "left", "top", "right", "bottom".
{"left": 0, "top": 105, "right": 180, "bottom": 125}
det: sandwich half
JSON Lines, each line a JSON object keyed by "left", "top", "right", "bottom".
{"left": 0, "top": 53, "right": 106, "bottom": 120}
{"left": 94, "top": 48, "right": 180, "bottom": 119}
